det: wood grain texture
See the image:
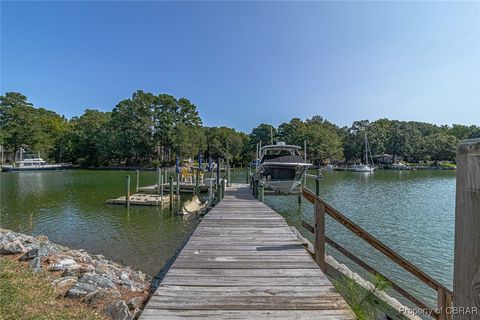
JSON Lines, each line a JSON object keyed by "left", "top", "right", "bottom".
{"left": 140, "top": 184, "right": 354, "bottom": 319}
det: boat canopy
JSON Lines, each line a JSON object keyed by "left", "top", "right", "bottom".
{"left": 261, "top": 142, "right": 301, "bottom": 151}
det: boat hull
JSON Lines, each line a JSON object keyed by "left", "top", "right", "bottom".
{"left": 254, "top": 163, "right": 310, "bottom": 194}
{"left": 2, "top": 165, "right": 71, "bottom": 172}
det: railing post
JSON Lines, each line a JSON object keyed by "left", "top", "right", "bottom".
{"left": 125, "top": 175, "right": 130, "bottom": 207}
{"left": 314, "top": 199, "right": 326, "bottom": 272}
{"left": 453, "top": 138, "right": 480, "bottom": 320}
{"left": 437, "top": 288, "right": 452, "bottom": 320}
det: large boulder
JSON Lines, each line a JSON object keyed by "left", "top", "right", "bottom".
{"left": 79, "top": 272, "right": 116, "bottom": 290}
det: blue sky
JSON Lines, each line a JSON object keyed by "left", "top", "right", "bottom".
{"left": 1, "top": 1, "right": 479, "bottom": 132}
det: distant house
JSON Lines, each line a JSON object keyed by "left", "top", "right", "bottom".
{"left": 373, "top": 154, "right": 403, "bottom": 165}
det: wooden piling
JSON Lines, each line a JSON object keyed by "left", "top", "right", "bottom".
{"left": 156, "top": 168, "right": 161, "bottom": 195}
{"left": 125, "top": 175, "right": 130, "bottom": 207}
{"left": 220, "top": 180, "right": 225, "bottom": 200}
{"left": 453, "top": 138, "right": 480, "bottom": 319}
{"left": 169, "top": 176, "right": 173, "bottom": 209}
{"left": 216, "top": 158, "right": 220, "bottom": 187}
{"left": 258, "top": 184, "right": 264, "bottom": 202}
{"left": 227, "top": 160, "right": 231, "bottom": 187}
{"left": 195, "top": 169, "right": 200, "bottom": 195}
{"left": 316, "top": 170, "right": 321, "bottom": 197}
{"left": 176, "top": 172, "right": 180, "bottom": 196}
{"left": 135, "top": 170, "right": 140, "bottom": 193}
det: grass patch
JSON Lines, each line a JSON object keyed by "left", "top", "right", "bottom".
{"left": 0, "top": 257, "right": 106, "bottom": 320}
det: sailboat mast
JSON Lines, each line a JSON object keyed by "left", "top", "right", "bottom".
{"left": 365, "top": 134, "right": 368, "bottom": 165}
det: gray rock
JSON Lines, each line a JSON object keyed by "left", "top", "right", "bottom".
{"left": 0, "top": 240, "right": 26, "bottom": 254}
{"left": 19, "top": 248, "right": 39, "bottom": 261}
{"left": 105, "top": 300, "right": 131, "bottom": 320}
{"left": 48, "top": 258, "right": 78, "bottom": 271}
{"left": 127, "top": 296, "right": 143, "bottom": 310}
{"left": 62, "top": 264, "right": 93, "bottom": 277}
{"left": 66, "top": 281, "right": 97, "bottom": 298}
{"left": 86, "top": 289, "right": 121, "bottom": 307}
{"left": 79, "top": 272, "right": 116, "bottom": 290}
{"left": 30, "top": 257, "right": 42, "bottom": 272}
{"left": 52, "top": 276, "right": 78, "bottom": 289}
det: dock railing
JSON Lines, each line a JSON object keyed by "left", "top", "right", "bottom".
{"left": 300, "top": 186, "right": 453, "bottom": 320}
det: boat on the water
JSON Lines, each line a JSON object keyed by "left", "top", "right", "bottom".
{"left": 1, "top": 158, "right": 71, "bottom": 172}
{"left": 352, "top": 134, "right": 375, "bottom": 172}
{"left": 253, "top": 142, "right": 312, "bottom": 194}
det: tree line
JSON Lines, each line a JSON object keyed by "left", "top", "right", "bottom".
{"left": 1, "top": 91, "right": 479, "bottom": 167}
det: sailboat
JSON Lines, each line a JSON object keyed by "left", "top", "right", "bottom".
{"left": 352, "top": 134, "right": 375, "bottom": 172}
{"left": 253, "top": 142, "right": 312, "bottom": 194}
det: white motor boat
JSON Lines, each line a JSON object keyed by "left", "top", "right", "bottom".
{"left": 253, "top": 142, "right": 312, "bottom": 194}
{"left": 2, "top": 158, "right": 70, "bottom": 172}
{"left": 351, "top": 164, "right": 375, "bottom": 172}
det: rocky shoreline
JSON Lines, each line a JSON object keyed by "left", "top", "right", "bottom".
{"left": 0, "top": 228, "right": 152, "bottom": 320}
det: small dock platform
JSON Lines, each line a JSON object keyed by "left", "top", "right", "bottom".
{"left": 139, "top": 183, "right": 211, "bottom": 194}
{"left": 141, "top": 184, "right": 353, "bottom": 319}
{"left": 106, "top": 193, "right": 179, "bottom": 206}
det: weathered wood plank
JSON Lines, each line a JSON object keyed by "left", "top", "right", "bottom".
{"left": 141, "top": 309, "right": 355, "bottom": 319}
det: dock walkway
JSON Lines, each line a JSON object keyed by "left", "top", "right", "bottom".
{"left": 141, "top": 184, "right": 353, "bottom": 319}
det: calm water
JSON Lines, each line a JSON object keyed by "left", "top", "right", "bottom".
{"left": 0, "top": 169, "right": 455, "bottom": 306}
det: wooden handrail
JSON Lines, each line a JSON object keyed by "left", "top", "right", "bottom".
{"left": 301, "top": 187, "right": 453, "bottom": 319}
{"left": 302, "top": 219, "right": 436, "bottom": 315}
{"left": 302, "top": 187, "right": 452, "bottom": 295}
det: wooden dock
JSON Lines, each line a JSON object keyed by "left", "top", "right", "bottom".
{"left": 106, "top": 194, "right": 179, "bottom": 206}
{"left": 139, "top": 183, "right": 211, "bottom": 194}
{"left": 140, "top": 184, "right": 353, "bottom": 319}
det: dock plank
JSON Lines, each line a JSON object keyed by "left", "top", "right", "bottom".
{"left": 140, "top": 184, "right": 354, "bottom": 319}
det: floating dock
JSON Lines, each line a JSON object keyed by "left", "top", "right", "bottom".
{"left": 139, "top": 183, "right": 212, "bottom": 194}
{"left": 140, "top": 184, "right": 353, "bottom": 319}
{"left": 106, "top": 193, "right": 179, "bottom": 206}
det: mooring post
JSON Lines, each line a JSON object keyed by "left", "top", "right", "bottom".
{"left": 195, "top": 168, "right": 200, "bottom": 195}
{"left": 216, "top": 158, "right": 221, "bottom": 187}
{"left": 160, "top": 171, "right": 164, "bottom": 199}
{"left": 453, "top": 138, "right": 480, "bottom": 320}
{"left": 135, "top": 170, "right": 140, "bottom": 193}
{"left": 220, "top": 180, "right": 225, "bottom": 200}
{"left": 169, "top": 176, "right": 174, "bottom": 209}
{"left": 227, "top": 160, "right": 231, "bottom": 187}
{"left": 176, "top": 172, "right": 180, "bottom": 197}
{"left": 258, "top": 184, "right": 264, "bottom": 202}
{"left": 208, "top": 176, "right": 213, "bottom": 201}
{"left": 156, "top": 168, "right": 161, "bottom": 195}
{"left": 316, "top": 169, "right": 321, "bottom": 197}
{"left": 125, "top": 175, "right": 130, "bottom": 207}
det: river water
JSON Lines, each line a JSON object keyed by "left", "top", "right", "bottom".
{"left": 0, "top": 169, "right": 455, "bottom": 307}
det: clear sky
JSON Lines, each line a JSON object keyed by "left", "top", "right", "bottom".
{"left": 1, "top": 1, "right": 479, "bottom": 132}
